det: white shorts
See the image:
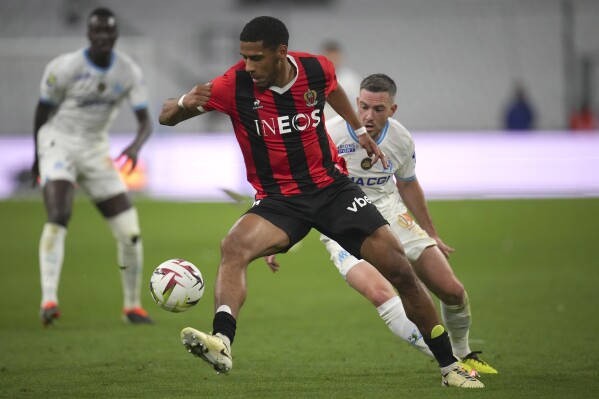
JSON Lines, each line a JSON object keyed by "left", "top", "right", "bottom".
{"left": 321, "top": 210, "right": 436, "bottom": 279}
{"left": 37, "top": 126, "right": 127, "bottom": 201}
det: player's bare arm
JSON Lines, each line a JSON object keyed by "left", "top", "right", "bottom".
{"left": 327, "top": 85, "right": 388, "bottom": 168}
{"left": 396, "top": 179, "right": 455, "bottom": 257}
{"left": 158, "top": 83, "right": 212, "bottom": 126}
{"left": 118, "top": 108, "right": 153, "bottom": 174}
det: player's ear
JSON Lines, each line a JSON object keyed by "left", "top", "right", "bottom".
{"left": 277, "top": 44, "right": 288, "bottom": 58}
{"left": 390, "top": 103, "right": 398, "bottom": 117}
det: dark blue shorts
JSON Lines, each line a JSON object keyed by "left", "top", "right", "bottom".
{"left": 245, "top": 176, "right": 388, "bottom": 257}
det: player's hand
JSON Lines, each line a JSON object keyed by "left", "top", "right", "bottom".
{"left": 358, "top": 133, "right": 388, "bottom": 169}
{"left": 432, "top": 236, "right": 455, "bottom": 258}
{"left": 116, "top": 145, "right": 140, "bottom": 175}
{"left": 264, "top": 255, "right": 280, "bottom": 273}
{"left": 181, "top": 82, "right": 213, "bottom": 110}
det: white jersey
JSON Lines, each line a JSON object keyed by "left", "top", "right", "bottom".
{"left": 327, "top": 115, "right": 416, "bottom": 220}
{"left": 38, "top": 47, "right": 148, "bottom": 143}
{"left": 322, "top": 116, "right": 434, "bottom": 276}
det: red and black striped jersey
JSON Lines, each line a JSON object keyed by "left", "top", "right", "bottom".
{"left": 203, "top": 52, "right": 347, "bottom": 199}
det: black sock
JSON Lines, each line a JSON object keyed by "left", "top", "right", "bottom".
{"left": 212, "top": 311, "right": 237, "bottom": 345}
{"left": 423, "top": 331, "right": 455, "bottom": 368}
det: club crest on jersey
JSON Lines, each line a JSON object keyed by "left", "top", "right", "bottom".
{"left": 304, "top": 89, "right": 318, "bottom": 107}
{"left": 361, "top": 158, "right": 373, "bottom": 170}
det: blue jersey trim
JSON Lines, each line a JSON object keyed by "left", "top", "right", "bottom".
{"left": 398, "top": 175, "right": 417, "bottom": 182}
{"left": 84, "top": 48, "right": 115, "bottom": 72}
{"left": 39, "top": 97, "right": 56, "bottom": 106}
{"left": 346, "top": 121, "right": 389, "bottom": 144}
{"left": 132, "top": 102, "right": 148, "bottom": 111}
{"left": 345, "top": 122, "right": 358, "bottom": 142}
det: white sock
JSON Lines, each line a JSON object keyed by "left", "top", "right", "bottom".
{"left": 39, "top": 223, "right": 67, "bottom": 306}
{"left": 377, "top": 296, "right": 434, "bottom": 357}
{"left": 108, "top": 208, "right": 143, "bottom": 309}
{"left": 441, "top": 293, "right": 472, "bottom": 359}
{"left": 216, "top": 305, "right": 233, "bottom": 315}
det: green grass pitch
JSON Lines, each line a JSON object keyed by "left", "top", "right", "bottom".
{"left": 1, "top": 197, "right": 598, "bottom": 398}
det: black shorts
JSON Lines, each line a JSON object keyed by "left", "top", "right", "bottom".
{"left": 245, "top": 176, "right": 388, "bottom": 257}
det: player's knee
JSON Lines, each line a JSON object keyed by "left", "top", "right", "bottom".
{"left": 107, "top": 208, "right": 141, "bottom": 245}
{"left": 220, "top": 234, "right": 251, "bottom": 263}
{"left": 47, "top": 209, "right": 71, "bottom": 227}
{"left": 439, "top": 280, "right": 465, "bottom": 306}
{"left": 364, "top": 285, "right": 397, "bottom": 307}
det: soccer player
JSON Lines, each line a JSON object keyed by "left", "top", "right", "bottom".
{"left": 159, "top": 16, "right": 482, "bottom": 388}
{"left": 267, "top": 73, "right": 497, "bottom": 375}
{"left": 33, "top": 8, "right": 153, "bottom": 325}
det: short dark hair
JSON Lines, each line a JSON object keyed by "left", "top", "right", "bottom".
{"left": 88, "top": 7, "right": 116, "bottom": 23}
{"left": 239, "top": 16, "right": 289, "bottom": 50}
{"left": 360, "top": 74, "right": 397, "bottom": 98}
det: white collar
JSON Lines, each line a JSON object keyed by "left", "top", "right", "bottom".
{"left": 269, "top": 55, "right": 298, "bottom": 94}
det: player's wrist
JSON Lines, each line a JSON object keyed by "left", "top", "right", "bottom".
{"left": 354, "top": 126, "right": 367, "bottom": 136}
{"left": 177, "top": 94, "right": 187, "bottom": 110}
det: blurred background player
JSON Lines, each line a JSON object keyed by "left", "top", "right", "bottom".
{"left": 321, "top": 40, "right": 361, "bottom": 120}
{"left": 503, "top": 82, "right": 535, "bottom": 131}
{"left": 267, "top": 73, "right": 497, "bottom": 375}
{"left": 569, "top": 99, "right": 598, "bottom": 131}
{"left": 33, "top": 7, "right": 153, "bottom": 326}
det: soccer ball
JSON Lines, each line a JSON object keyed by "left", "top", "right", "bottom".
{"left": 150, "top": 259, "right": 205, "bottom": 313}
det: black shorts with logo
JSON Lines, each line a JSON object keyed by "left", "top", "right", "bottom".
{"left": 245, "top": 176, "right": 388, "bottom": 258}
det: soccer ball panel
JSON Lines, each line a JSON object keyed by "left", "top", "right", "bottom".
{"left": 150, "top": 259, "right": 205, "bottom": 313}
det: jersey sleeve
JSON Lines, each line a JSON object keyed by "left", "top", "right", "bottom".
{"left": 126, "top": 59, "right": 149, "bottom": 110}
{"left": 393, "top": 135, "right": 417, "bottom": 181}
{"left": 202, "top": 64, "right": 239, "bottom": 114}
{"left": 39, "top": 56, "right": 68, "bottom": 106}
{"left": 319, "top": 55, "right": 338, "bottom": 96}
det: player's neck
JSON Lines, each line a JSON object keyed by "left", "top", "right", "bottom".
{"left": 276, "top": 59, "right": 296, "bottom": 88}
{"left": 370, "top": 131, "right": 382, "bottom": 142}
{"left": 88, "top": 49, "right": 112, "bottom": 69}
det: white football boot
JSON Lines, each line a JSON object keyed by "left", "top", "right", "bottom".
{"left": 181, "top": 327, "right": 232, "bottom": 374}
{"left": 442, "top": 364, "right": 485, "bottom": 388}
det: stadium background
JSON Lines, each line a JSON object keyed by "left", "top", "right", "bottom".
{"left": 0, "top": 1, "right": 598, "bottom": 398}
{"left": 0, "top": 0, "right": 598, "bottom": 200}
{"left": 1, "top": 0, "right": 598, "bottom": 134}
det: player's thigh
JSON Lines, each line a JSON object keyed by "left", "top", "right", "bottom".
{"left": 345, "top": 261, "right": 397, "bottom": 306}
{"left": 37, "top": 132, "right": 77, "bottom": 186}
{"left": 411, "top": 246, "right": 464, "bottom": 303}
{"left": 360, "top": 224, "right": 409, "bottom": 280}
{"left": 245, "top": 197, "right": 312, "bottom": 254}
{"left": 389, "top": 212, "right": 436, "bottom": 263}
{"left": 322, "top": 234, "right": 396, "bottom": 303}
{"left": 77, "top": 149, "right": 128, "bottom": 203}
{"left": 221, "top": 213, "right": 296, "bottom": 263}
